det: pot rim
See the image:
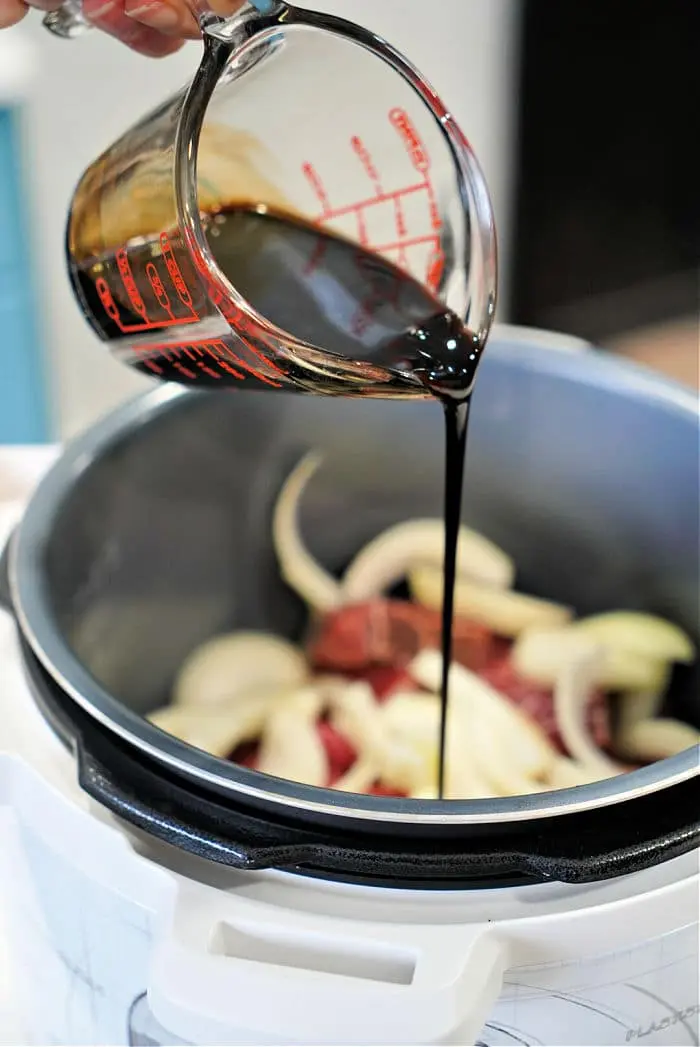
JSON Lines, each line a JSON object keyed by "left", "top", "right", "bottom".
{"left": 9, "top": 330, "right": 700, "bottom": 827}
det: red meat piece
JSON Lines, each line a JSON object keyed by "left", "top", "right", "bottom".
{"left": 479, "top": 653, "right": 611, "bottom": 753}
{"left": 348, "top": 666, "right": 416, "bottom": 702}
{"left": 317, "top": 721, "right": 357, "bottom": 782}
{"left": 230, "top": 740, "right": 259, "bottom": 769}
{"left": 231, "top": 723, "right": 360, "bottom": 785}
{"left": 308, "top": 599, "right": 495, "bottom": 674}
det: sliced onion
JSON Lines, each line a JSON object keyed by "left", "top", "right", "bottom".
{"left": 383, "top": 690, "right": 503, "bottom": 798}
{"left": 512, "top": 626, "right": 669, "bottom": 693}
{"left": 173, "top": 631, "right": 309, "bottom": 709}
{"left": 381, "top": 691, "right": 441, "bottom": 743}
{"left": 616, "top": 718, "right": 700, "bottom": 762}
{"left": 409, "top": 566, "right": 572, "bottom": 637}
{"left": 149, "top": 696, "right": 275, "bottom": 758}
{"left": 552, "top": 642, "right": 621, "bottom": 775}
{"left": 547, "top": 757, "right": 615, "bottom": 790}
{"left": 330, "top": 682, "right": 434, "bottom": 793}
{"left": 333, "top": 758, "right": 379, "bottom": 793}
{"left": 410, "top": 785, "right": 439, "bottom": 800}
{"left": 341, "top": 520, "right": 514, "bottom": 602}
{"left": 616, "top": 682, "right": 670, "bottom": 734}
{"left": 329, "top": 682, "right": 386, "bottom": 758}
{"left": 410, "top": 650, "right": 557, "bottom": 791}
{"left": 257, "top": 688, "right": 328, "bottom": 786}
{"left": 272, "top": 452, "right": 343, "bottom": 613}
{"left": 572, "top": 612, "right": 695, "bottom": 665}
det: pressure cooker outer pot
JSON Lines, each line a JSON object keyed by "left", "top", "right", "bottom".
{"left": 3, "top": 329, "right": 699, "bottom": 856}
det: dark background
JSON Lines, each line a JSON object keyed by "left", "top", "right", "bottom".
{"left": 510, "top": 0, "right": 698, "bottom": 344}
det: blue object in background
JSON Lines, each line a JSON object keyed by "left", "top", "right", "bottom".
{"left": 0, "top": 105, "right": 50, "bottom": 443}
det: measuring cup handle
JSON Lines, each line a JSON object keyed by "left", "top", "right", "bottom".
{"left": 42, "top": 0, "right": 92, "bottom": 38}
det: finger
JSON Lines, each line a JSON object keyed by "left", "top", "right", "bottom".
{"left": 83, "top": 0, "right": 185, "bottom": 55}
{"left": 0, "top": 0, "right": 28, "bottom": 27}
{"left": 24, "top": 0, "right": 64, "bottom": 11}
{"left": 124, "top": 0, "right": 199, "bottom": 39}
{"left": 207, "top": 0, "right": 244, "bottom": 14}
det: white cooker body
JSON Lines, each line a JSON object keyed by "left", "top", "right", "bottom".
{"left": 1, "top": 621, "right": 698, "bottom": 1047}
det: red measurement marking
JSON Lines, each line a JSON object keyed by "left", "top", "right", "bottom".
{"left": 196, "top": 358, "right": 222, "bottom": 380}
{"left": 189, "top": 249, "right": 287, "bottom": 380}
{"left": 215, "top": 300, "right": 287, "bottom": 380}
{"left": 426, "top": 247, "right": 445, "bottom": 291}
{"left": 304, "top": 235, "right": 328, "bottom": 276}
{"left": 159, "top": 234, "right": 198, "bottom": 316}
{"left": 388, "top": 108, "right": 430, "bottom": 173}
{"left": 95, "top": 235, "right": 202, "bottom": 334}
{"left": 216, "top": 357, "right": 246, "bottom": 381}
{"left": 302, "top": 162, "right": 331, "bottom": 215}
{"left": 356, "top": 209, "right": 369, "bottom": 246}
{"left": 138, "top": 355, "right": 163, "bottom": 376}
{"left": 316, "top": 183, "right": 426, "bottom": 224}
{"left": 371, "top": 233, "right": 440, "bottom": 254}
{"left": 221, "top": 342, "right": 282, "bottom": 388}
{"left": 350, "top": 136, "right": 383, "bottom": 195}
{"left": 95, "top": 278, "right": 120, "bottom": 324}
{"left": 303, "top": 111, "right": 443, "bottom": 290}
{"left": 394, "top": 197, "right": 407, "bottom": 238}
{"left": 145, "top": 262, "right": 173, "bottom": 317}
{"left": 133, "top": 339, "right": 282, "bottom": 387}
{"left": 427, "top": 192, "right": 442, "bottom": 232}
{"left": 116, "top": 249, "right": 148, "bottom": 321}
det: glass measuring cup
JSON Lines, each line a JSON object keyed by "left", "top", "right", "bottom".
{"left": 64, "top": 1, "right": 498, "bottom": 397}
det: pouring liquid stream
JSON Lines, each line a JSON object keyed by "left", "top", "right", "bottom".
{"left": 70, "top": 205, "right": 484, "bottom": 797}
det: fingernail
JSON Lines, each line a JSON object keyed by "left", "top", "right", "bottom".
{"left": 126, "top": 0, "right": 179, "bottom": 27}
{"left": 88, "top": 0, "right": 114, "bottom": 16}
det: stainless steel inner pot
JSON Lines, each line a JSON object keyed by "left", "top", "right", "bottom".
{"left": 7, "top": 328, "right": 700, "bottom": 828}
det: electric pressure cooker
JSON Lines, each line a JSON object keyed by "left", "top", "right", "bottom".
{"left": 0, "top": 327, "right": 698, "bottom": 1045}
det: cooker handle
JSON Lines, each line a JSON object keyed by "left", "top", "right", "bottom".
{"left": 148, "top": 892, "right": 508, "bottom": 1046}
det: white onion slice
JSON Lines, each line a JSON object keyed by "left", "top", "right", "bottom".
{"left": 409, "top": 566, "right": 571, "bottom": 637}
{"left": 547, "top": 757, "right": 614, "bottom": 790}
{"left": 512, "top": 626, "right": 669, "bottom": 693}
{"left": 616, "top": 682, "right": 670, "bottom": 734}
{"left": 381, "top": 691, "right": 441, "bottom": 743}
{"left": 552, "top": 642, "right": 621, "bottom": 775}
{"left": 149, "top": 696, "right": 274, "bottom": 758}
{"left": 272, "top": 452, "right": 343, "bottom": 612}
{"left": 257, "top": 688, "right": 328, "bottom": 786}
{"left": 383, "top": 690, "right": 505, "bottom": 798}
{"left": 329, "top": 682, "right": 432, "bottom": 793}
{"left": 572, "top": 612, "right": 695, "bottom": 665}
{"left": 410, "top": 650, "right": 557, "bottom": 792}
{"left": 333, "top": 758, "right": 379, "bottom": 794}
{"left": 342, "top": 519, "right": 514, "bottom": 601}
{"left": 329, "top": 682, "right": 386, "bottom": 759}
{"left": 173, "top": 632, "right": 309, "bottom": 709}
{"left": 616, "top": 718, "right": 700, "bottom": 762}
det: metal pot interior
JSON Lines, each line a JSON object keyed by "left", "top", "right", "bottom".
{"left": 17, "top": 334, "right": 700, "bottom": 821}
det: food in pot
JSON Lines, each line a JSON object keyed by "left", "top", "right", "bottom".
{"left": 149, "top": 454, "right": 699, "bottom": 798}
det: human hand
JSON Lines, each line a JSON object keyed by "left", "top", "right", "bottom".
{"left": 0, "top": 0, "right": 244, "bottom": 57}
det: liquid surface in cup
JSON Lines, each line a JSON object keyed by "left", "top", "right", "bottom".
{"left": 71, "top": 205, "right": 486, "bottom": 796}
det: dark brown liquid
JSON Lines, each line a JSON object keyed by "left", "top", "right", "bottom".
{"left": 70, "top": 206, "right": 483, "bottom": 797}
